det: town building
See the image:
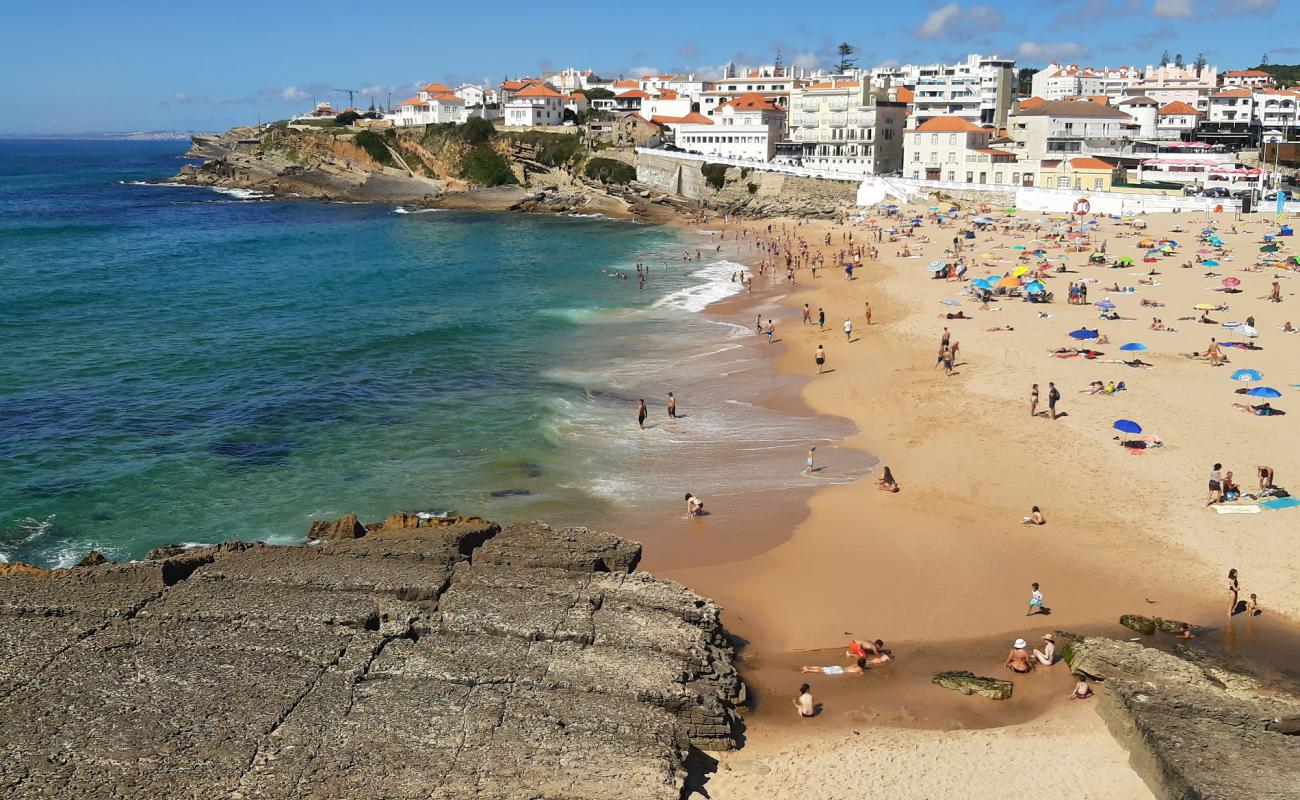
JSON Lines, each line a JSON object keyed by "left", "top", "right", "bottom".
{"left": 1220, "top": 69, "right": 1274, "bottom": 89}
{"left": 393, "top": 83, "right": 468, "bottom": 127}
{"left": 1127, "top": 63, "right": 1219, "bottom": 113}
{"left": 698, "top": 69, "right": 802, "bottom": 116}
{"left": 542, "top": 67, "right": 608, "bottom": 92}
{"left": 1037, "top": 156, "right": 1118, "bottom": 191}
{"left": 504, "top": 83, "right": 565, "bottom": 126}
{"left": 1007, "top": 100, "right": 1135, "bottom": 162}
{"left": 902, "top": 116, "right": 1017, "bottom": 184}
{"left": 454, "top": 84, "right": 488, "bottom": 107}
{"left": 1030, "top": 64, "right": 1141, "bottom": 102}
{"left": 675, "top": 93, "right": 786, "bottom": 161}
{"left": 638, "top": 74, "right": 708, "bottom": 98}
{"left": 1155, "top": 101, "right": 1201, "bottom": 140}
{"left": 879, "top": 53, "right": 1017, "bottom": 129}
{"left": 776, "top": 79, "right": 906, "bottom": 174}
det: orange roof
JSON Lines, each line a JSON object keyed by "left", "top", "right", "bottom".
{"left": 913, "top": 116, "right": 989, "bottom": 133}
{"left": 806, "top": 80, "right": 861, "bottom": 90}
{"left": 1158, "top": 101, "right": 1200, "bottom": 115}
{"left": 896, "top": 86, "right": 914, "bottom": 103}
{"left": 1018, "top": 96, "right": 1046, "bottom": 109}
{"left": 421, "top": 83, "right": 454, "bottom": 94}
{"left": 651, "top": 112, "right": 713, "bottom": 125}
{"left": 1213, "top": 88, "right": 1253, "bottom": 98}
{"left": 1224, "top": 70, "right": 1271, "bottom": 77}
{"left": 721, "top": 92, "right": 783, "bottom": 112}
{"left": 1069, "top": 157, "right": 1114, "bottom": 170}
{"left": 657, "top": 88, "right": 679, "bottom": 100}
{"left": 617, "top": 89, "right": 651, "bottom": 99}
{"left": 515, "top": 84, "right": 562, "bottom": 98}
{"left": 1086, "top": 95, "right": 1110, "bottom": 104}
{"left": 399, "top": 96, "right": 425, "bottom": 106}
{"left": 613, "top": 79, "right": 640, "bottom": 88}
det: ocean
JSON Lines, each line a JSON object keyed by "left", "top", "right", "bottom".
{"left": 1, "top": 139, "right": 867, "bottom": 567}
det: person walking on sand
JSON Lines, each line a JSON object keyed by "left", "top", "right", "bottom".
{"left": 637, "top": 399, "right": 648, "bottom": 430}
{"left": 818, "top": 307, "right": 826, "bottom": 331}
{"left": 794, "top": 684, "right": 815, "bottom": 718}
{"left": 1207, "top": 463, "right": 1223, "bottom": 505}
{"left": 667, "top": 392, "right": 677, "bottom": 420}
{"left": 843, "top": 318, "right": 852, "bottom": 342}
{"left": 815, "top": 344, "right": 826, "bottom": 374}
{"left": 765, "top": 319, "right": 775, "bottom": 343}
{"left": 1027, "top": 582, "right": 1044, "bottom": 616}
{"left": 755, "top": 314, "right": 763, "bottom": 335}
{"left": 1048, "top": 382, "right": 1060, "bottom": 420}
{"left": 804, "top": 445, "right": 816, "bottom": 476}
{"left": 1208, "top": 337, "right": 1222, "bottom": 367}
{"left": 1030, "top": 383, "right": 1040, "bottom": 417}
{"left": 941, "top": 326, "right": 950, "bottom": 348}
{"left": 803, "top": 303, "right": 812, "bottom": 325}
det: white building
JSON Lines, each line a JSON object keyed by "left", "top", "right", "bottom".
{"left": 878, "top": 53, "right": 1016, "bottom": 129}
{"left": 504, "top": 83, "right": 565, "bottom": 127}
{"left": 454, "top": 84, "right": 487, "bottom": 107}
{"left": 639, "top": 73, "right": 708, "bottom": 98}
{"left": 1156, "top": 101, "right": 1201, "bottom": 140}
{"left": 698, "top": 70, "right": 802, "bottom": 116}
{"left": 1116, "top": 96, "right": 1159, "bottom": 138}
{"left": 1030, "top": 64, "right": 1141, "bottom": 102}
{"left": 639, "top": 90, "right": 693, "bottom": 119}
{"left": 675, "top": 93, "right": 786, "bottom": 161}
{"left": 542, "top": 67, "right": 608, "bottom": 92}
{"left": 1207, "top": 88, "right": 1255, "bottom": 123}
{"left": 778, "top": 79, "right": 906, "bottom": 174}
{"left": 1007, "top": 100, "right": 1135, "bottom": 162}
{"left": 393, "top": 83, "right": 468, "bottom": 127}
{"left": 902, "top": 116, "right": 1017, "bottom": 184}
{"left": 1128, "top": 63, "right": 1219, "bottom": 113}
{"left": 1221, "top": 69, "right": 1273, "bottom": 89}
{"left": 1254, "top": 89, "right": 1300, "bottom": 130}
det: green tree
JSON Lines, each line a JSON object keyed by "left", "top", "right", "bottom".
{"left": 1017, "top": 67, "right": 1037, "bottom": 97}
{"left": 459, "top": 116, "right": 497, "bottom": 146}
{"left": 334, "top": 110, "right": 362, "bottom": 126}
{"left": 460, "top": 148, "right": 516, "bottom": 186}
{"left": 1159, "top": 49, "right": 1171, "bottom": 67}
{"left": 836, "top": 42, "right": 857, "bottom": 73}
{"left": 1193, "top": 53, "right": 1208, "bottom": 73}
{"left": 581, "top": 87, "right": 615, "bottom": 100}
{"left": 1174, "top": 53, "right": 1185, "bottom": 68}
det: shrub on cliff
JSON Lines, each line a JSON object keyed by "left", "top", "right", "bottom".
{"left": 460, "top": 117, "right": 497, "bottom": 146}
{"left": 353, "top": 130, "right": 394, "bottom": 166}
{"left": 335, "top": 110, "right": 362, "bottom": 126}
{"left": 585, "top": 157, "right": 635, "bottom": 184}
{"left": 506, "top": 130, "right": 582, "bottom": 167}
{"left": 701, "top": 163, "right": 728, "bottom": 191}
{"left": 461, "top": 148, "right": 517, "bottom": 187}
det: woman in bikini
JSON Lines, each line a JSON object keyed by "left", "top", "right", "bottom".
{"left": 1005, "top": 639, "right": 1033, "bottom": 673}
{"left": 1227, "top": 568, "right": 1239, "bottom": 617}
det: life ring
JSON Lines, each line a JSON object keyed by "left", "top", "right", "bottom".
{"left": 1073, "top": 198, "right": 1091, "bottom": 216}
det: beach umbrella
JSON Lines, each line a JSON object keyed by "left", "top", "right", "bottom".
{"left": 1113, "top": 419, "right": 1142, "bottom": 434}
{"left": 1025, "top": 281, "right": 1046, "bottom": 294}
{"left": 1096, "top": 300, "right": 1116, "bottom": 310}
{"left": 997, "top": 276, "right": 1021, "bottom": 288}
{"left": 1246, "top": 387, "right": 1282, "bottom": 398}
{"left": 1012, "top": 266, "right": 1030, "bottom": 277}
{"left": 1231, "top": 369, "right": 1263, "bottom": 382}
{"left": 1118, "top": 256, "right": 1134, "bottom": 264}
{"left": 1197, "top": 248, "right": 1210, "bottom": 254}
{"left": 1012, "top": 245, "right": 1026, "bottom": 251}
{"left": 1202, "top": 259, "right": 1220, "bottom": 266}
{"left": 1069, "top": 328, "right": 1100, "bottom": 340}
{"left": 1230, "top": 324, "right": 1260, "bottom": 337}
{"left": 977, "top": 252, "right": 996, "bottom": 260}
{"left": 1222, "top": 277, "right": 1240, "bottom": 287}
{"left": 940, "top": 298, "right": 962, "bottom": 306}
{"left": 1261, "top": 243, "right": 1280, "bottom": 253}
{"left": 928, "top": 259, "right": 947, "bottom": 271}
{"left": 1119, "top": 342, "right": 1148, "bottom": 351}
{"left": 972, "top": 278, "right": 997, "bottom": 290}
{"left": 1193, "top": 303, "right": 1217, "bottom": 311}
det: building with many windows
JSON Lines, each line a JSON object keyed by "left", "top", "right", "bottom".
{"left": 880, "top": 53, "right": 1017, "bottom": 129}
{"left": 902, "top": 116, "right": 1018, "bottom": 184}
{"left": 504, "top": 83, "right": 565, "bottom": 126}
{"left": 776, "top": 79, "right": 906, "bottom": 174}
{"left": 675, "top": 93, "right": 786, "bottom": 161}
{"left": 1007, "top": 100, "right": 1134, "bottom": 162}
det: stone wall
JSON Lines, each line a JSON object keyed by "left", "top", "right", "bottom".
{"left": 636, "top": 152, "right": 858, "bottom": 216}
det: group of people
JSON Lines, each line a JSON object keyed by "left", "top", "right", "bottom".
{"left": 1206, "top": 463, "right": 1276, "bottom": 505}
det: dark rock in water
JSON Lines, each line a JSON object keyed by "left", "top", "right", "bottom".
{"left": 1063, "top": 636, "right": 1300, "bottom": 799}
{"left": 932, "top": 670, "right": 1013, "bottom": 699}
{"left": 490, "top": 488, "right": 532, "bottom": 497}
{"left": 1120, "top": 614, "right": 1158, "bottom": 635}
{"left": 75, "top": 551, "right": 110, "bottom": 568}
{"left": 0, "top": 516, "right": 741, "bottom": 799}
{"left": 306, "top": 513, "right": 366, "bottom": 540}
{"left": 519, "top": 462, "right": 544, "bottom": 478}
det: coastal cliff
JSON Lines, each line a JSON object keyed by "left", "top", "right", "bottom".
{"left": 0, "top": 516, "right": 744, "bottom": 800}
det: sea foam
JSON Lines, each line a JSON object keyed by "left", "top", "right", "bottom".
{"left": 653, "top": 260, "right": 746, "bottom": 313}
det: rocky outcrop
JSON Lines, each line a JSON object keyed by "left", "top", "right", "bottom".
{"left": 931, "top": 670, "right": 1014, "bottom": 699}
{"left": 1063, "top": 636, "right": 1300, "bottom": 800}
{"left": 0, "top": 517, "right": 743, "bottom": 800}
{"left": 306, "top": 512, "right": 366, "bottom": 540}
{"left": 1119, "top": 614, "right": 1191, "bottom": 636}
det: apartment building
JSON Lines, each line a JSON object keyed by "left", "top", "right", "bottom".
{"left": 776, "top": 79, "right": 906, "bottom": 174}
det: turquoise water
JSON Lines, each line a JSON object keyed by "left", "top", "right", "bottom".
{"left": 2, "top": 140, "right": 866, "bottom": 566}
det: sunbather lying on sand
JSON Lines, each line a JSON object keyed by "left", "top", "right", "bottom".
{"left": 1234, "top": 402, "right": 1285, "bottom": 417}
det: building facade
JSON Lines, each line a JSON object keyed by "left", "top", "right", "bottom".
{"left": 675, "top": 93, "right": 786, "bottom": 161}
{"left": 900, "top": 53, "right": 1017, "bottom": 129}
{"left": 903, "top": 116, "right": 1018, "bottom": 184}
{"left": 1007, "top": 100, "right": 1134, "bottom": 162}
{"left": 777, "top": 79, "right": 905, "bottom": 174}
{"left": 504, "top": 83, "right": 565, "bottom": 126}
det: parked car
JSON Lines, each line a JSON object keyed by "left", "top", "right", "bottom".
{"left": 1202, "top": 187, "right": 1231, "bottom": 198}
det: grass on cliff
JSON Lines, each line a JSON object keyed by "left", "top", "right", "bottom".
{"left": 502, "top": 130, "right": 583, "bottom": 168}
{"left": 585, "top": 157, "right": 634, "bottom": 185}
{"left": 353, "top": 130, "right": 394, "bottom": 166}
{"left": 701, "top": 163, "right": 728, "bottom": 191}
{"left": 460, "top": 148, "right": 518, "bottom": 187}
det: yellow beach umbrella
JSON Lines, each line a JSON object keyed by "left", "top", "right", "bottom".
{"left": 1012, "top": 266, "right": 1030, "bottom": 277}
{"left": 1193, "top": 304, "right": 1216, "bottom": 310}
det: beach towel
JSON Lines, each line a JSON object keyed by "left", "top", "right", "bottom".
{"left": 1212, "top": 504, "right": 1261, "bottom": 514}
{"left": 1260, "top": 497, "right": 1300, "bottom": 511}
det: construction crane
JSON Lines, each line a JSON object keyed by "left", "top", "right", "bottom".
{"left": 332, "top": 87, "right": 359, "bottom": 110}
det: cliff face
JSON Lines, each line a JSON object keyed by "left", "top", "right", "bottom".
{"left": 0, "top": 517, "right": 744, "bottom": 800}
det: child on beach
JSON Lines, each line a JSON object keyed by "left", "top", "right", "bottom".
{"left": 804, "top": 446, "right": 816, "bottom": 476}
{"left": 794, "top": 684, "right": 815, "bottom": 718}
{"left": 637, "top": 399, "right": 648, "bottom": 430}
{"left": 877, "top": 466, "right": 899, "bottom": 492}
{"left": 1027, "top": 583, "right": 1044, "bottom": 616}
{"left": 685, "top": 493, "right": 704, "bottom": 517}
{"left": 1069, "top": 675, "right": 1093, "bottom": 700}
{"left": 1022, "top": 506, "right": 1046, "bottom": 525}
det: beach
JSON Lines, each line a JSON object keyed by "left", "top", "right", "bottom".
{"left": 636, "top": 204, "right": 1300, "bottom": 796}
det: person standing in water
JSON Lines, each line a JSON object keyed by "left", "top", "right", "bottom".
{"left": 667, "top": 392, "right": 677, "bottom": 420}
{"left": 804, "top": 446, "right": 816, "bottom": 476}
{"left": 637, "top": 399, "right": 648, "bottom": 430}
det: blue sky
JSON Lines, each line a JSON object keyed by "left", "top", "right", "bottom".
{"left": 4, "top": 0, "right": 1296, "bottom": 134}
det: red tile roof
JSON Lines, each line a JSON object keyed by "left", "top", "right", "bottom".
{"left": 651, "top": 111, "right": 713, "bottom": 125}
{"left": 896, "top": 86, "right": 915, "bottom": 103}
{"left": 914, "top": 116, "right": 989, "bottom": 133}
{"left": 720, "top": 92, "right": 784, "bottom": 112}
{"left": 616, "top": 89, "right": 651, "bottom": 99}
{"left": 515, "top": 84, "right": 562, "bottom": 99}
{"left": 1018, "top": 96, "right": 1047, "bottom": 110}
{"left": 1069, "top": 157, "right": 1114, "bottom": 170}
{"left": 1212, "top": 88, "right": 1253, "bottom": 98}
{"left": 1158, "top": 101, "right": 1200, "bottom": 116}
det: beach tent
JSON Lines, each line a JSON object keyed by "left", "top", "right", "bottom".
{"left": 1119, "top": 343, "right": 1148, "bottom": 351}
{"left": 1113, "top": 419, "right": 1142, "bottom": 434}
{"left": 1231, "top": 369, "right": 1263, "bottom": 382}
{"left": 1246, "top": 387, "right": 1282, "bottom": 398}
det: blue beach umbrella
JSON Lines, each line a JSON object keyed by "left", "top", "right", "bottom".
{"left": 1202, "top": 259, "right": 1220, "bottom": 266}
{"left": 1113, "top": 419, "right": 1142, "bottom": 434}
{"left": 1069, "top": 328, "right": 1100, "bottom": 340}
{"left": 1230, "top": 368, "right": 1263, "bottom": 382}
{"left": 972, "top": 277, "right": 997, "bottom": 290}
{"left": 1246, "top": 387, "right": 1282, "bottom": 398}
{"left": 1119, "top": 342, "right": 1148, "bottom": 351}
{"left": 928, "top": 259, "right": 948, "bottom": 271}
{"left": 1025, "top": 281, "right": 1046, "bottom": 294}
{"left": 1096, "top": 300, "right": 1116, "bottom": 310}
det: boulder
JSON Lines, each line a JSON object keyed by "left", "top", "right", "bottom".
{"left": 1119, "top": 614, "right": 1158, "bottom": 635}
{"left": 932, "top": 670, "right": 1013, "bottom": 700}
{"left": 306, "top": 512, "right": 365, "bottom": 540}
{"left": 75, "top": 551, "right": 110, "bottom": 568}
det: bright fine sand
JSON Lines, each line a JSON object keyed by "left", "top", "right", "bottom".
{"left": 651, "top": 203, "right": 1300, "bottom": 796}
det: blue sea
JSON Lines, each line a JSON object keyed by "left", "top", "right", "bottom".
{"left": 1, "top": 139, "right": 866, "bottom": 567}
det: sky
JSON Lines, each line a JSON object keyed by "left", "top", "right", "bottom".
{"left": 3, "top": 0, "right": 1297, "bottom": 134}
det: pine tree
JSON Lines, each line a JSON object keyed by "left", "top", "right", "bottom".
{"left": 1193, "top": 53, "right": 1208, "bottom": 73}
{"left": 1261, "top": 52, "right": 1270, "bottom": 67}
{"left": 1174, "top": 53, "right": 1185, "bottom": 68}
{"left": 1159, "top": 50, "right": 1171, "bottom": 67}
{"left": 836, "top": 42, "right": 857, "bottom": 73}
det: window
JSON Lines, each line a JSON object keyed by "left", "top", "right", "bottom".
{"left": 912, "top": 151, "right": 920, "bottom": 162}
{"left": 1012, "top": 172, "right": 1020, "bottom": 184}
{"left": 1057, "top": 176, "right": 1070, "bottom": 188}
{"left": 995, "top": 172, "right": 1003, "bottom": 183}
{"left": 1094, "top": 178, "right": 1104, "bottom": 189}
{"left": 948, "top": 134, "right": 957, "bottom": 145}
{"left": 966, "top": 171, "right": 974, "bottom": 182}
{"left": 930, "top": 133, "right": 938, "bottom": 144}
{"left": 947, "top": 171, "right": 955, "bottom": 181}
{"left": 947, "top": 152, "right": 956, "bottom": 163}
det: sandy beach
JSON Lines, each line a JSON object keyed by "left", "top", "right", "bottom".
{"left": 639, "top": 203, "right": 1300, "bottom": 796}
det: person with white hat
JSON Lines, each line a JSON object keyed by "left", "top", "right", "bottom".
{"left": 1033, "top": 633, "right": 1056, "bottom": 666}
{"left": 1005, "top": 638, "right": 1033, "bottom": 673}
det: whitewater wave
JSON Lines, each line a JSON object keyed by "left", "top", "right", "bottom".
{"left": 393, "top": 207, "right": 446, "bottom": 214}
{"left": 653, "top": 260, "right": 746, "bottom": 313}
{"left": 209, "top": 186, "right": 270, "bottom": 201}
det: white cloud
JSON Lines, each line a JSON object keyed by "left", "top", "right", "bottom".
{"left": 791, "top": 52, "right": 820, "bottom": 70}
{"left": 1152, "top": 0, "right": 1196, "bottom": 18}
{"left": 1015, "top": 41, "right": 1092, "bottom": 62}
{"left": 626, "top": 65, "right": 659, "bottom": 77}
{"left": 282, "top": 86, "right": 312, "bottom": 103}
{"left": 914, "top": 2, "right": 1004, "bottom": 39}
